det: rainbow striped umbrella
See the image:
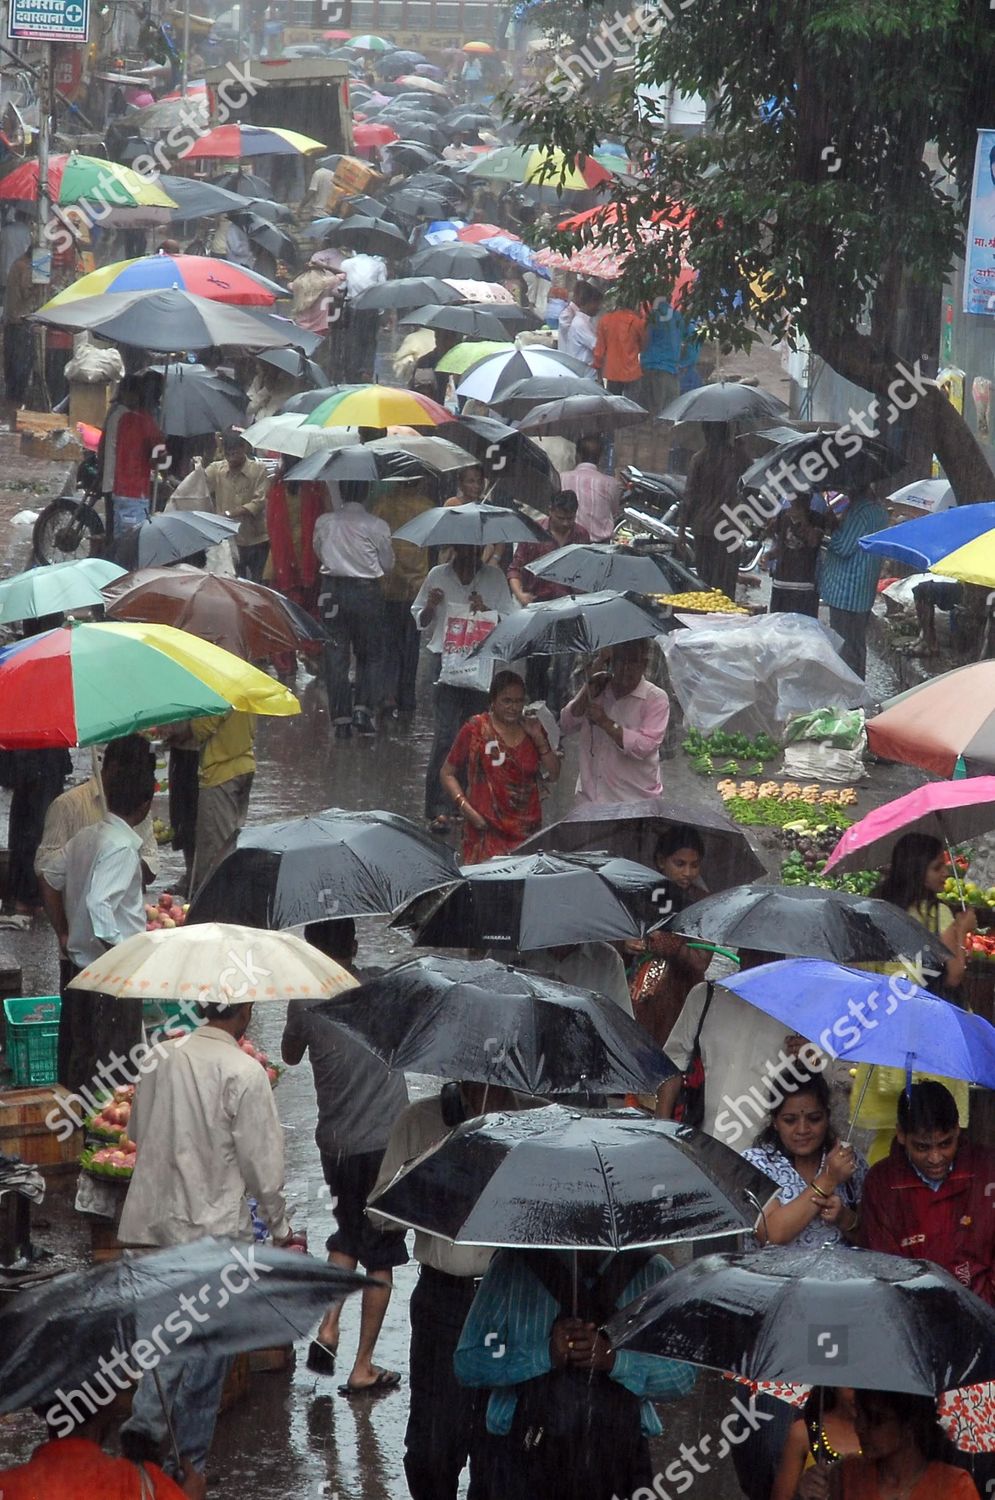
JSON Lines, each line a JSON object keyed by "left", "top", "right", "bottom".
{"left": 0, "top": 153, "right": 175, "bottom": 210}
{"left": 180, "top": 124, "right": 324, "bottom": 160}
{"left": 302, "top": 385, "right": 452, "bottom": 429}
{"left": 42, "top": 254, "right": 286, "bottom": 308}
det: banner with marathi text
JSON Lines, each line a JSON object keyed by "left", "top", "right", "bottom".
{"left": 964, "top": 129, "right": 995, "bottom": 315}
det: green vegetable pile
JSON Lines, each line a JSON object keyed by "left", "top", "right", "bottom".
{"left": 780, "top": 851, "right": 878, "bottom": 894}
{"left": 724, "top": 796, "right": 854, "bottom": 831}
{"left": 683, "top": 728, "right": 780, "bottom": 777}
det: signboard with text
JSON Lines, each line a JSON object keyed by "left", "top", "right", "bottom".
{"left": 9, "top": 0, "right": 88, "bottom": 44}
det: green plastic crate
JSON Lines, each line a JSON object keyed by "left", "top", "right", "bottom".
{"left": 3, "top": 996, "right": 61, "bottom": 1087}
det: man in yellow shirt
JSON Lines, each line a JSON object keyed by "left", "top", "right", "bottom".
{"left": 190, "top": 710, "right": 256, "bottom": 890}
{"left": 204, "top": 431, "right": 270, "bottom": 583}
{"left": 372, "top": 479, "right": 435, "bottom": 717}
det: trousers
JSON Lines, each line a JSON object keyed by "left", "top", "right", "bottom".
{"left": 829, "top": 604, "right": 873, "bottom": 679}
{"left": 403, "top": 1267, "right": 486, "bottom": 1500}
{"left": 123, "top": 1351, "right": 231, "bottom": 1479}
{"left": 319, "top": 576, "right": 386, "bottom": 723}
{"left": 424, "top": 669, "right": 488, "bottom": 820}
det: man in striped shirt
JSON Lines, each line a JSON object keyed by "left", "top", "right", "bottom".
{"left": 817, "top": 492, "right": 889, "bottom": 679}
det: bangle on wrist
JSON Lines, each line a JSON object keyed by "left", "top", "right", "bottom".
{"left": 811, "top": 1181, "right": 831, "bottom": 1200}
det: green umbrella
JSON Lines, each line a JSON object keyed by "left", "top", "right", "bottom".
{"left": 0, "top": 559, "right": 127, "bottom": 625}
{"left": 435, "top": 340, "right": 513, "bottom": 375}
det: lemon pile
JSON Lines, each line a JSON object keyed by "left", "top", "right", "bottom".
{"left": 654, "top": 590, "right": 749, "bottom": 614}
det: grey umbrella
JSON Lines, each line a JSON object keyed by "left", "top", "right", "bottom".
{"left": 332, "top": 215, "right": 411, "bottom": 258}
{"left": 256, "top": 347, "right": 326, "bottom": 387}
{"left": 399, "top": 302, "right": 510, "bottom": 341}
{"left": 157, "top": 174, "right": 250, "bottom": 222}
{"left": 659, "top": 382, "right": 790, "bottom": 424}
{"left": 351, "top": 276, "right": 465, "bottom": 311}
{"left": 517, "top": 392, "right": 649, "bottom": 437}
{"left": 31, "top": 289, "right": 303, "bottom": 352}
{"left": 145, "top": 362, "right": 248, "bottom": 436}
{"left": 407, "top": 242, "right": 492, "bottom": 277}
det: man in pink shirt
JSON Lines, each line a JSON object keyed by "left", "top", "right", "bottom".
{"left": 559, "top": 436, "right": 623, "bottom": 541}
{"left": 559, "top": 639, "right": 670, "bottom": 806}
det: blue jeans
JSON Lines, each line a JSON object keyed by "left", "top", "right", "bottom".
{"left": 112, "top": 495, "right": 150, "bottom": 532}
{"left": 123, "top": 1351, "right": 231, "bottom": 1479}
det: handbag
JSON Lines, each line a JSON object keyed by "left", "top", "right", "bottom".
{"left": 675, "top": 981, "right": 715, "bottom": 1128}
{"left": 438, "top": 610, "right": 498, "bottom": 692}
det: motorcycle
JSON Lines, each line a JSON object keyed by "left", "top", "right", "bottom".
{"left": 613, "top": 465, "right": 766, "bottom": 577}
{"left": 32, "top": 455, "right": 105, "bottom": 566}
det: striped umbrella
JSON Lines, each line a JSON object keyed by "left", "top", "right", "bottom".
{"left": 301, "top": 384, "right": 452, "bottom": 429}
{"left": 0, "top": 154, "right": 175, "bottom": 211}
{"left": 180, "top": 124, "right": 324, "bottom": 160}
{"left": 42, "top": 255, "right": 285, "bottom": 307}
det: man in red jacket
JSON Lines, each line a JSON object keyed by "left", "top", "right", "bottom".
{"left": 861, "top": 1080, "right": 995, "bottom": 1305}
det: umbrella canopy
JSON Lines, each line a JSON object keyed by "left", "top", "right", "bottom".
{"left": 464, "top": 301, "right": 542, "bottom": 328}
{"left": 353, "top": 121, "right": 399, "bottom": 147}
{"left": 187, "top": 808, "right": 460, "bottom": 926}
{"left": 407, "top": 242, "right": 493, "bottom": 277}
{"left": 68, "top": 922, "right": 358, "bottom": 1004}
{"left": 468, "top": 145, "right": 612, "bottom": 191}
{"left": 725, "top": 958, "right": 995, "bottom": 1083}
{"left": 0, "top": 153, "right": 176, "bottom": 212}
{"left": 866, "top": 664, "right": 995, "bottom": 776}
{"left": 147, "top": 362, "right": 248, "bottom": 437}
{"left": 313, "top": 956, "right": 676, "bottom": 1097}
{"left": 255, "top": 346, "right": 326, "bottom": 388}
{"left": 824, "top": 777, "right": 995, "bottom": 876}
{"left": 157, "top": 174, "right": 253, "bottom": 222}
{"left": 607, "top": 1245, "right": 995, "bottom": 1395}
{"left": 399, "top": 302, "right": 510, "bottom": 340}
{"left": 215, "top": 168, "right": 273, "bottom": 197}
{"left": 365, "top": 434, "right": 479, "bottom": 472}
{"left": 739, "top": 429, "right": 902, "bottom": 498}
{"left": 388, "top": 141, "right": 440, "bottom": 169}
{"left": 283, "top": 444, "right": 423, "bottom": 484}
{"left": 395, "top": 73, "right": 449, "bottom": 94}
{"left": 239, "top": 413, "right": 358, "bottom": 460}
{"left": 396, "top": 850, "right": 676, "bottom": 949}
{"left": 859, "top": 501, "right": 995, "bottom": 587}
{"left": 41, "top": 254, "right": 286, "bottom": 307}
{"left": 516, "top": 797, "right": 766, "bottom": 890}
{"left": 301, "top": 384, "right": 452, "bottom": 429}
{"left": 332, "top": 214, "right": 411, "bottom": 257}
{"left": 0, "top": 558, "right": 125, "bottom": 623}
{"left": 455, "top": 346, "right": 593, "bottom": 403}
{"left": 0, "top": 619, "right": 298, "bottom": 749}
{"left": 351, "top": 275, "right": 465, "bottom": 311}
{"left": 524, "top": 543, "right": 696, "bottom": 597}
{"left": 471, "top": 590, "right": 678, "bottom": 661}
{"left": 180, "top": 123, "right": 325, "bottom": 159}
{"left": 109, "top": 510, "right": 241, "bottom": 570}
{"left": 31, "top": 288, "right": 301, "bottom": 352}
{"left": 435, "top": 340, "right": 514, "bottom": 375}
{"left": 102, "top": 567, "right": 325, "bottom": 659}
{"left": 241, "top": 212, "right": 296, "bottom": 262}
{"left": 438, "top": 414, "right": 560, "bottom": 505}
{"left": 886, "top": 478, "right": 955, "bottom": 516}
{"left": 370, "top": 1106, "right": 771, "bottom": 1250}
{"left": 659, "top": 382, "right": 790, "bottom": 424}
{"left": 392, "top": 500, "right": 545, "bottom": 546}
{"left": 492, "top": 375, "right": 609, "bottom": 418}
{"left": 442, "top": 278, "right": 514, "bottom": 304}
{"left": 670, "top": 885, "right": 949, "bottom": 969}
{"left": 517, "top": 392, "right": 649, "bottom": 437}
{"left": 347, "top": 33, "right": 392, "bottom": 48}
{"left": 0, "top": 1239, "right": 371, "bottom": 1417}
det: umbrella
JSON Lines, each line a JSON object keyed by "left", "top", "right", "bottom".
{"left": 395, "top": 851, "right": 677, "bottom": 949}
{"left": 370, "top": 1106, "right": 772, "bottom": 1250}
{"left": 102, "top": 568, "right": 325, "bottom": 660}
{"left": 300, "top": 384, "right": 452, "bottom": 428}
{"left": 146, "top": 362, "right": 248, "bottom": 437}
{"left": 242, "top": 196, "right": 296, "bottom": 224}
{"left": 606, "top": 1245, "right": 995, "bottom": 1395}
{"left": 0, "top": 1239, "right": 371, "bottom": 1418}
{"left": 303, "top": 215, "right": 345, "bottom": 241}
{"left": 455, "top": 346, "right": 594, "bottom": 403}
{"left": 240, "top": 212, "right": 296, "bottom": 262}
{"left": 392, "top": 500, "right": 545, "bottom": 546}
{"left": 187, "top": 808, "right": 461, "bottom": 926}
{"left": 314, "top": 955, "right": 676, "bottom": 1097}
{"left": 739, "top": 429, "right": 902, "bottom": 498}
{"left": 659, "top": 383, "right": 790, "bottom": 424}
{"left": 353, "top": 121, "right": 399, "bottom": 148}
{"left": 383, "top": 124, "right": 445, "bottom": 150}
{"left": 824, "top": 777, "right": 995, "bottom": 876}
{"left": 387, "top": 141, "right": 440, "bottom": 169}
{"left": 365, "top": 434, "right": 479, "bottom": 472}
{"left": 517, "top": 392, "right": 649, "bottom": 437}
{"left": 399, "top": 302, "right": 510, "bottom": 340}
{"left": 242, "top": 308, "right": 322, "bottom": 355}
{"left": 442, "top": 279, "right": 514, "bottom": 304}
{"left": 395, "top": 74, "right": 450, "bottom": 95}
{"left": 468, "top": 145, "right": 612, "bottom": 191}
{"left": 516, "top": 797, "right": 766, "bottom": 890}
{"left": 347, "top": 33, "right": 393, "bottom": 49}
{"left": 524, "top": 542, "right": 703, "bottom": 597}
{"left": 31, "top": 289, "right": 302, "bottom": 353}
{"left": 283, "top": 444, "right": 423, "bottom": 484}
{"left": 407, "top": 242, "right": 493, "bottom": 277}
{"left": 255, "top": 347, "right": 326, "bottom": 388}
{"left": 0, "top": 153, "right": 176, "bottom": 213}
{"left": 215, "top": 169, "right": 273, "bottom": 197}
{"left": 470, "top": 590, "right": 678, "bottom": 661}
{"left": 157, "top": 174, "right": 252, "bottom": 222}
{"left": 0, "top": 620, "right": 298, "bottom": 749}
{"left": 41, "top": 255, "right": 286, "bottom": 307}
{"left": 463, "top": 39, "right": 494, "bottom": 52}
{"left": 442, "top": 108, "right": 496, "bottom": 130}
{"left": 180, "top": 123, "right": 325, "bottom": 160}
{"left": 866, "top": 663, "right": 995, "bottom": 776}
{"left": 351, "top": 275, "right": 465, "bottom": 311}
{"left": 463, "top": 301, "right": 542, "bottom": 328}
{"left": 438, "top": 414, "right": 560, "bottom": 505}
{"left": 491, "top": 375, "right": 610, "bottom": 419}
{"left": 434, "top": 339, "right": 514, "bottom": 375}
{"left": 457, "top": 226, "right": 513, "bottom": 245}
{"left": 331, "top": 214, "right": 411, "bottom": 257}
{"left": 859, "top": 502, "right": 995, "bottom": 587}
{"left": 670, "top": 885, "right": 949, "bottom": 969}
{"left": 109, "top": 510, "right": 241, "bottom": 570}
{"left": 480, "top": 235, "right": 548, "bottom": 276}
{"left": 239, "top": 414, "right": 358, "bottom": 459}
{"left": 725, "top": 958, "right": 995, "bottom": 1083}
{"left": 68, "top": 922, "right": 358, "bottom": 1004}
{"left": 886, "top": 478, "right": 955, "bottom": 516}
{"left": 0, "top": 558, "right": 125, "bottom": 624}
{"left": 380, "top": 48, "right": 426, "bottom": 71}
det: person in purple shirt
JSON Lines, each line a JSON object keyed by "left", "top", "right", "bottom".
{"left": 559, "top": 638, "right": 670, "bottom": 807}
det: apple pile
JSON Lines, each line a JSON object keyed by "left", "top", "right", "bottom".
{"left": 145, "top": 893, "right": 191, "bottom": 931}
{"left": 239, "top": 1035, "right": 281, "bottom": 1088}
{"left": 86, "top": 1085, "right": 135, "bottom": 1141}
{"left": 84, "top": 1141, "right": 137, "bottom": 1178}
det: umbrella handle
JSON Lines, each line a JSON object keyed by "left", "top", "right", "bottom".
{"left": 152, "top": 1365, "right": 184, "bottom": 1475}
{"left": 844, "top": 1064, "right": 875, "bottom": 1146}
{"left": 744, "top": 1189, "right": 768, "bottom": 1245}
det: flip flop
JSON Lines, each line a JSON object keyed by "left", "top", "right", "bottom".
{"left": 338, "top": 1369, "right": 402, "bottom": 1397}
{"left": 306, "top": 1339, "right": 338, "bottom": 1375}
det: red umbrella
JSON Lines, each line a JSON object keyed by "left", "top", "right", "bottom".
{"left": 353, "top": 122, "right": 399, "bottom": 148}
{"left": 457, "top": 223, "right": 520, "bottom": 243}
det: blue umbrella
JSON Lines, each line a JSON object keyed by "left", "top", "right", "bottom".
{"left": 480, "top": 235, "right": 550, "bottom": 276}
{"left": 859, "top": 502, "right": 995, "bottom": 570}
{"left": 724, "top": 958, "right": 995, "bottom": 1084}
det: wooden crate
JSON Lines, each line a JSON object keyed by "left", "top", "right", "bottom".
{"left": 248, "top": 1345, "right": 294, "bottom": 1373}
{"left": 0, "top": 1085, "right": 83, "bottom": 1174}
{"left": 15, "top": 409, "right": 84, "bottom": 462}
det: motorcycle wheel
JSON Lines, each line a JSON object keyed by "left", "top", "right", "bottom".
{"left": 33, "top": 498, "right": 105, "bottom": 566}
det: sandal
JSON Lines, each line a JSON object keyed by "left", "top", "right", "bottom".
{"left": 338, "top": 1369, "right": 402, "bottom": 1397}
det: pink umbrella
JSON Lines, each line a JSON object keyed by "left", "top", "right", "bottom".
{"left": 822, "top": 777, "right": 995, "bottom": 875}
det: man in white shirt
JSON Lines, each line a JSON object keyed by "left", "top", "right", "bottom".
{"left": 313, "top": 480, "right": 395, "bottom": 739}
{"left": 557, "top": 282, "right": 603, "bottom": 366}
{"left": 559, "top": 435, "right": 623, "bottom": 541}
{"left": 516, "top": 942, "right": 633, "bottom": 1016}
{"left": 410, "top": 544, "right": 516, "bottom": 828}
{"left": 119, "top": 998, "right": 301, "bottom": 1497}
{"left": 46, "top": 758, "right": 156, "bottom": 1096}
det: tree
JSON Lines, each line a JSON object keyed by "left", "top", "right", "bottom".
{"left": 512, "top": 0, "right": 995, "bottom": 500}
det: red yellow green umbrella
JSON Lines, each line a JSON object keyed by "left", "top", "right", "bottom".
{"left": 0, "top": 153, "right": 176, "bottom": 210}
{"left": 302, "top": 385, "right": 452, "bottom": 429}
{"left": 180, "top": 123, "right": 325, "bottom": 160}
{"left": 0, "top": 620, "right": 299, "bottom": 749}
{"left": 42, "top": 254, "right": 285, "bottom": 308}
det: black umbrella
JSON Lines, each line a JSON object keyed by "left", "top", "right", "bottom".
{"left": 240, "top": 212, "right": 296, "bottom": 262}
{"left": 314, "top": 956, "right": 676, "bottom": 1097}
{"left": 215, "top": 168, "right": 272, "bottom": 197}
{"left": 0, "top": 1238, "right": 371, "bottom": 1416}
{"left": 438, "top": 414, "right": 559, "bottom": 505}
{"left": 469, "top": 589, "right": 679, "bottom": 661}
{"left": 399, "top": 302, "right": 510, "bottom": 340}
{"left": 379, "top": 48, "right": 426, "bottom": 72}
{"left": 403, "top": 172, "right": 464, "bottom": 196}
{"left": 109, "top": 510, "right": 241, "bottom": 570}
{"left": 659, "top": 382, "right": 790, "bottom": 424}
{"left": 489, "top": 374, "right": 606, "bottom": 419}
{"left": 516, "top": 798, "right": 766, "bottom": 891}
{"left": 392, "top": 500, "right": 545, "bottom": 547}
{"left": 303, "top": 214, "right": 345, "bottom": 242}
{"left": 384, "top": 122, "right": 445, "bottom": 149}
{"left": 442, "top": 108, "right": 496, "bottom": 130}
{"left": 370, "top": 1106, "right": 772, "bottom": 1250}
{"left": 388, "top": 141, "right": 440, "bottom": 170}
{"left": 351, "top": 275, "right": 465, "bottom": 312}
{"left": 242, "top": 196, "right": 296, "bottom": 223}
{"left": 517, "top": 392, "right": 649, "bottom": 437}
{"left": 187, "top": 807, "right": 461, "bottom": 925}
{"left": 31, "top": 289, "right": 303, "bottom": 352}
{"left": 606, "top": 1245, "right": 995, "bottom": 1395}
{"left": 525, "top": 543, "right": 698, "bottom": 597}
{"left": 394, "top": 851, "right": 677, "bottom": 949}
{"left": 332, "top": 214, "right": 411, "bottom": 258}
{"left": 157, "top": 173, "right": 250, "bottom": 222}
{"left": 407, "top": 241, "right": 492, "bottom": 276}
{"left": 144, "top": 362, "right": 248, "bottom": 437}
{"left": 241, "top": 308, "right": 322, "bottom": 355}
{"left": 669, "top": 883, "right": 950, "bottom": 968}
{"left": 339, "top": 192, "right": 394, "bottom": 218}
{"left": 256, "top": 346, "right": 326, "bottom": 388}
{"left": 463, "top": 300, "right": 542, "bottom": 329}
{"left": 389, "top": 189, "right": 462, "bottom": 222}
{"left": 739, "top": 429, "right": 903, "bottom": 498}
{"left": 283, "top": 445, "right": 423, "bottom": 485}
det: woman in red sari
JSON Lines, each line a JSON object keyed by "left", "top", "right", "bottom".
{"left": 440, "top": 671, "right": 560, "bottom": 864}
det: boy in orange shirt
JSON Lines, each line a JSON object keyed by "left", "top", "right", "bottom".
{"left": 593, "top": 303, "right": 647, "bottom": 393}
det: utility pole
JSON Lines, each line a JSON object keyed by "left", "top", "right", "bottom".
{"left": 37, "top": 42, "right": 55, "bottom": 244}
{"left": 181, "top": 0, "right": 190, "bottom": 94}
